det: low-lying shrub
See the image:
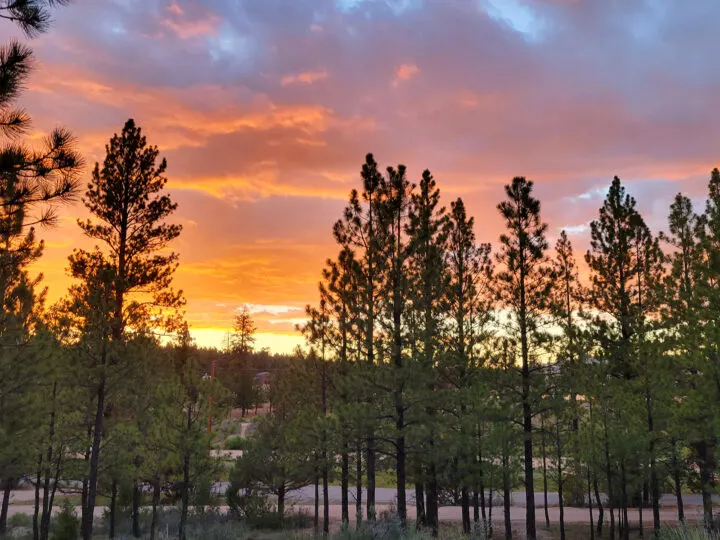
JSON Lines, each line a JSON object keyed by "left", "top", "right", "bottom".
{"left": 9, "top": 512, "right": 31, "bottom": 528}
{"left": 225, "top": 436, "right": 247, "bottom": 451}
{"left": 656, "top": 526, "right": 720, "bottom": 540}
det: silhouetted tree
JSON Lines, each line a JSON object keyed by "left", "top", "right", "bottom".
{"left": 68, "top": 119, "right": 183, "bottom": 540}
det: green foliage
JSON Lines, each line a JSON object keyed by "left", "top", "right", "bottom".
{"left": 8, "top": 512, "right": 31, "bottom": 528}
{"left": 224, "top": 436, "right": 247, "bottom": 450}
{"left": 656, "top": 526, "right": 719, "bottom": 540}
{"left": 51, "top": 499, "right": 79, "bottom": 540}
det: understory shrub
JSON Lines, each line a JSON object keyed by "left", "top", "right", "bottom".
{"left": 51, "top": 499, "right": 79, "bottom": 540}
{"left": 9, "top": 512, "right": 31, "bottom": 528}
{"left": 656, "top": 525, "right": 720, "bottom": 540}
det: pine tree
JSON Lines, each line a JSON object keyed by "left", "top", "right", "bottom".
{"left": 68, "top": 119, "right": 183, "bottom": 540}
{"left": 332, "top": 153, "right": 389, "bottom": 520}
{"left": 495, "top": 176, "right": 552, "bottom": 540}
{"left": 405, "top": 170, "right": 449, "bottom": 535}
{"left": 232, "top": 305, "right": 256, "bottom": 354}
{"left": 445, "top": 197, "right": 492, "bottom": 534}
{"left": 0, "top": 0, "right": 81, "bottom": 229}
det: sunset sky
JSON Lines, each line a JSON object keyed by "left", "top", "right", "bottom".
{"left": 9, "top": 0, "right": 720, "bottom": 353}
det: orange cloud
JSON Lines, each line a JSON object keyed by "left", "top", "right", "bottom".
{"left": 160, "top": 1, "right": 220, "bottom": 39}
{"left": 281, "top": 70, "right": 329, "bottom": 86}
{"left": 393, "top": 63, "right": 420, "bottom": 86}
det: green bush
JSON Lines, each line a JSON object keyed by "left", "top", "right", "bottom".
{"left": 284, "top": 508, "right": 312, "bottom": 529}
{"left": 656, "top": 526, "right": 719, "bottom": 540}
{"left": 52, "top": 499, "right": 80, "bottom": 540}
{"left": 9, "top": 512, "right": 31, "bottom": 528}
{"left": 248, "top": 511, "right": 284, "bottom": 530}
{"left": 224, "top": 437, "right": 247, "bottom": 451}
{"left": 561, "top": 472, "right": 586, "bottom": 507}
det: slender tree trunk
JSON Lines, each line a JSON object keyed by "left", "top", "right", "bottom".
{"left": 83, "top": 379, "right": 106, "bottom": 540}
{"left": 541, "top": 415, "right": 550, "bottom": 529}
{"left": 415, "top": 467, "right": 426, "bottom": 529}
{"left": 698, "top": 441, "right": 714, "bottom": 532}
{"left": 426, "top": 461, "right": 439, "bottom": 537}
{"left": 366, "top": 437, "right": 375, "bottom": 521}
{"left": 34, "top": 456, "right": 42, "bottom": 540}
{"left": 314, "top": 473, "right": 319, "bottom": 534}
{"left": 603, "top": 406, "right": 615, "bottom": 540}
{"left": 594, "top": 476, "right": 604, "bottom": 535}
{"left": 461, "top": 486, "right": 471, "bottom": 534}
{"left": 356, "top": 440, "right": 362, "bottom": 528}
{"left": 42, "top": 458, "right": 60, "bottom": 540}
{"left": 473, "top": 491, "right": 480, "bottom": 525}
{"left": 81, "top": 428, "right": 90, "bottom": 519}
{"left": 132, "top": 479, "right": 142, "bottom": 538}
{"left": 323, "top": 460, "right": 329, "bottom": 536}
{"left": 489, "top": 485, "right": 494, "bottom": 539}
{"left": 503, "top": 443, "right": 512, "bottom": 540}
{"left": 278, "top": 485, "right": 285, "bottom": 521}
{"left": 620, "top": 461, "right": 629, "bottom": 540}
{"left": 556, "top": 419, "right": 565, "bottom": 540}
{"left": 150, "top": 474, "right": 160, "bottom": 540}
{"left": 646, "top": 389, "right": 660, "bottom": 533}
{"left": 395, "top": 417, "right": 407, "bottom": 529}
{"left": 341, "top": 437, "right": 349, "bottom": 526}
{"left": 519, "top": 270, "right": 536, "bottom": 540}
{"left": 479, "top": 428, "right": 487, "bottom": 528}
{"left": 587, "top": 465, "right": 595, "bottom": 540}
{"left": 638, "top": 482, "right": 644, "bottom": 539}
{"left": 109, "top": 480, "right": 118, "bottom": 540}
{"left": 0, "top": 478, "right": 11, "bottom": 536}
{"left": 671, "top": 441, "right": 684, "bottom": 523}
{"left": 179, "top": 404, "right": 193, "bottom": 540}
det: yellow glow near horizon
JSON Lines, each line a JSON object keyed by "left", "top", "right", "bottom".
{"left": 189, "top": 328, "right": 304, "bottom": 354}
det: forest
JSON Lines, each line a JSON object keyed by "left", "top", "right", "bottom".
{"left": 1, "top": 1, "right": 719, "bottom": 540}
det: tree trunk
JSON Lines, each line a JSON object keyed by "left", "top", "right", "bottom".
{"left": 503, "top": 443, "right": 512, "bottom": 540}
{"left": 603, "top": 406, "right": 615, "bottom": 540}
{"left": 620, "top": 461, "right": 629, "bottom": 540}
{"left": 0, "top": 478, "right": 11, "bottom": 536}
{"left": 83, "top": 379, "right": 106, "bottom": 540}
{"left": 132, "top": 479, "right": 142, "bottom": 538}
{"left": 34, "top": 456, "right": 42, "bottom": 540}
{"left": 520, "top": 265, "right": 536, "bottom": 540}
{"left": 594, "top": 475, "right": 604, "bottom": 535}
{"left": 461, "top": 486, "right": 471, "bottom": 534}
{"left": 699, "top": 441, "right": 714, "bottom": 532}
{"left": 314, "top": 473, "right": 319, "bottom": 534}
{"left": 150, "top": 475, "right": 160, "bottom": 540}
{"left": 323, "top": 460, "right": 330, "bottom": 536}
{"left": 427, "top": 461, "right": 439, "bottom": 537}
{"left": 366, "top": 437, "right": 375, "bottom": 521}
{"left": 341, "top": 441, "right": 349, "bottom": 526}
{"left": 179, "top": 404, "right": 192, "bottom": 540}
{"left": 415, "top": 475, "right": 426, "bottom": 529}
{"left": 489, "top": 486, "right": 495, "bottom": 539}
{"left": 356, "top": 440, "right": 362, "bottom": 528}
{"left": 395, "top": 424, "right": 407, "bottom": 529}
{"left": 541, "top": 416, "right": 550, "bottom": 529}
{"left": 109, "top": 480, "right": 118, "bottom": 540}
{"left": 646, "top": 389, "right": 660, "bottom": 533}
{"left": 473, "top": 491, "right": 479, "bottom": 524}
{"left": 321, "top": 359, "right": 329, "bottom": 536}
{"left": 671, "top": 441, "right": 684, "bottom": 523}
{"left": 41, "top": 458, "right": 61, "bottom": 540}
{"left": 556, "top": 419, "right": 565, "bottom": 540}
{"left": 479, "top": 428, "right": 487, "bottom": 528}
{"left": 587, "top": 465, "right": 595, "bottom": 540}
{"left": 278, "top": 484, "right": 285, "bottom": 521}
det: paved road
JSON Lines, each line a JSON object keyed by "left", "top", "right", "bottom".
{"left": 10, "top": 483, "right": 718, "bottom": 508}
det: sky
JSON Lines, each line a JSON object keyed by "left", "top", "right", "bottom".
{"left": 7, "top": 0, "right": 720, "bottom": 353}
